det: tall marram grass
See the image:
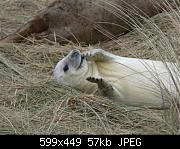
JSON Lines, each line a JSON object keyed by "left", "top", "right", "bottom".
{"left": 0, "top": 0, "right": 179, "bottom": 134}
{"left": 101, "top": 0, "right": 180, "bottom": 133}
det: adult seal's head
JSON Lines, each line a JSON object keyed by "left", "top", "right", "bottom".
{"left": 53, "top": 49, "right": 88, "bottom": 86}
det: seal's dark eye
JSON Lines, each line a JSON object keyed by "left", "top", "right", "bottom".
{"left": 63, "top": 64, "right": 69, "bottom": 72}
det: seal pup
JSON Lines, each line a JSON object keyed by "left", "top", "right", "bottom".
{"left": 53, "top": 49, "right": 179, "bottom": 109}
{"left": 0, "top": 0, "right": 179, "bottom": 44}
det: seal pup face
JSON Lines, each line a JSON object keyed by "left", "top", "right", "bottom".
{"left": 53, "top": 49, "right": 88, "bottom": 86}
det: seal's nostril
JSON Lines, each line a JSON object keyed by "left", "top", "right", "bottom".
{"left": 71, "top": 49, "right": 80, "bottom": 58}
{"left": 72, "top": 52, "right": 79, "bottom": 58}
{"left": 72, "top": 49, "right": 80, "bottom": 54}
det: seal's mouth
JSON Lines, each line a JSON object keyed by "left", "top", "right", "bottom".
{"left": 78, "top": 55, "right": 85, "bottom": 69}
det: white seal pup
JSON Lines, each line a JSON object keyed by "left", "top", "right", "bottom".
{"left": 53, "top": 49, "right": 179, "bottom": 109}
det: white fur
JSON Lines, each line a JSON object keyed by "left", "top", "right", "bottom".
{"left": 54, "top": 49, "right": 179, "bottom": 109}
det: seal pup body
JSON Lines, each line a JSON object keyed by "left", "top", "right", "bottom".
{"left": 0, "top": 0, "right": 179, "bottom": 44}
{"left": 53, "top": 49, "right": 179, "bottom": 109}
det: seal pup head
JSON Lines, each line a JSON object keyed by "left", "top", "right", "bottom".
{"left": 53, "top": 49, "right": 88, "bottom": 86}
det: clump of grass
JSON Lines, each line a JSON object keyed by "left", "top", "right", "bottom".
{"left": 101, "top": 0, "right": 180, "bottom": 133}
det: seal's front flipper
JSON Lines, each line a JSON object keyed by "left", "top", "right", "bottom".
{"left": 86, "top": 77, "right": 121, "bottom": 100}
{"left": 83, "top": 49, "right": 114, "bottom": 62}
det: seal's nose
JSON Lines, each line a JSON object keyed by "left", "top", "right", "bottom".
{"left": 72, "top": 49, "right": 80, "bottom": 54}
{"left": 71, "top": 49, "right": 80, "bottom": 58}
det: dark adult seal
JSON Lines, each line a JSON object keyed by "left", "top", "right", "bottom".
{"left": 0, "top": 0, "right": 179, "bottom": 44}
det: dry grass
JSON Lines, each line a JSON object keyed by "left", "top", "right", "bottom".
{"left": 0, "top": 0, "right": 179, "bottom": 134}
